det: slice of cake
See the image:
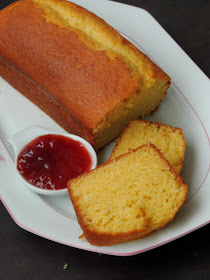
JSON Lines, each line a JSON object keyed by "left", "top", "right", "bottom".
{"left": 110, "top": 120, "right": 186, "bottom": 173}
{"left": 68, "top": 144, "right": 188, "bottom": 246}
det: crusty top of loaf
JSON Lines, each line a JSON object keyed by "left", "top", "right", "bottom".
{"left": 0, "top": 0, "right": 170, "bottom": 130}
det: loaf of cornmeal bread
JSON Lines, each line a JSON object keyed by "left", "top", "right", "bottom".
{"left": 68, "top": 144, "right": 187, "bottom": 246}
{"left": 110, "top": 120, "right": 186, "bottom": 173}
{"left": 0, "top": 0, "right": 171, "bottom": 150}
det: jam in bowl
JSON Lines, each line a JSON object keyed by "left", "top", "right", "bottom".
{"left": 8, "top": 126, "right": 97, "bottom": 196}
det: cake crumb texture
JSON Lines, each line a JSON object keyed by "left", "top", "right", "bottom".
{"left": 68, "top": 144, "right": 187, "bottom": 246}
{"left": 110, "top": 120, "right": 185, "bottom": 173}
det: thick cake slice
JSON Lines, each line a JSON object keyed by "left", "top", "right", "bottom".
{"left": 0, "top": 0, "right": 170, "bottom": 150}
{"left": 110, "top": 120, "right": 186, "bottom": 173}
{"left": 68, "top": 144, "right": 187, "bottom": 246}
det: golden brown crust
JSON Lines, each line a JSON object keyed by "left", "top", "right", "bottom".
{"left": 0, "top": 0, "right": 139, "bottom": 128}
{"left": 0, "top": 0, "right": 170, "bottom": 150}
{"left": 0, "top": 56, "right": 95, "bottom": 145}
{"left": 30, "top": 0, "right": 170, "bottom": 82}
{"left": 80, "top": 227, "right": 148, "bottom": 247}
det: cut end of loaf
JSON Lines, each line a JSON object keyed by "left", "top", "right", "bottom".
{"left": 93, "top": 80, "right": 170, "bottom": 150}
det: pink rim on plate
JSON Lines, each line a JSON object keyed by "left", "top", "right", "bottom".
{"left": 0, "top": 28, "right": 209, "bottom": 256}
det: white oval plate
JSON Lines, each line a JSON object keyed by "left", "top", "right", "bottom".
{"left": 0, "top": 0, "right": 209, "bottom": 256}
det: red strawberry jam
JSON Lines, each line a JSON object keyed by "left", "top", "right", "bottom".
{"left": 17, "top": 134, "right": 92, "bottom": 190}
